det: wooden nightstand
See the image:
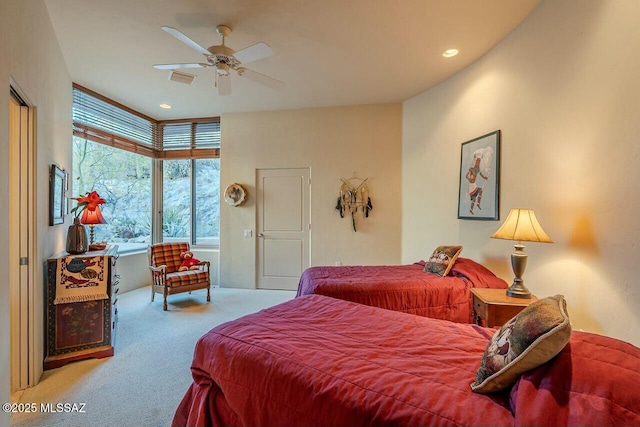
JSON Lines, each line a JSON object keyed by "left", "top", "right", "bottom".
{"left": 471, "top": 288, "right": 538, "bottom": 328}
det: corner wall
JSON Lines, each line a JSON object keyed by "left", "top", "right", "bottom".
{"left": 402, "top": 0, "right": 640, "bottom": 346}
{"left": 0, "top": 0, "right": 72, "bottom": 422}
{"left": 220, "top": 104, "right": 402, "bottom": 288}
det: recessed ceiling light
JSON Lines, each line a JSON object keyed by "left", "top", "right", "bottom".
{"left": 159, "top": 103, "right": 172, "bottom": 109}
{"left": 443, "top": 49, "right": 459, "bottom": 58}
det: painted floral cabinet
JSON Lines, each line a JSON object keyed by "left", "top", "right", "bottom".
{"left": 44, "top": 245, "right": 119, "bottom": 370}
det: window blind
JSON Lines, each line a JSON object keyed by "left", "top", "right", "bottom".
{"left": 72, "top": 83, "right": 220, "bottom": 159}
{"left": 157, "top": 120, "right": 221, "bottom": 159}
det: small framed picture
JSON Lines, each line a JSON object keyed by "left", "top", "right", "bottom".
{"left": 49, "top": 164, "right": 65, "bottom": 225}
{"left": 64, "top": 170, "right": 70, "bottom": 215}
{"left": 457, "top": 130, "right": 500, "bottom": 220}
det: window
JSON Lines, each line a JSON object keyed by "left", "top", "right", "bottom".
{"left": 73, "top": 137, "right": 152, "bottom": 252}
{"left": 195, "top": 159, "right": 220, "bottom": 245}
{"left": 162, "top": 159, "right": 190, "bottom": 240}
{"left": 72, "top": 84, "right": 220, "bottom": 250}
{"left": 162, "top": 159, "right": 220, "bottom": 245}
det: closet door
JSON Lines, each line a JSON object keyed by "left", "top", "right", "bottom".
{"left": 9, "top": 88, "right": 37, "bottom": 390}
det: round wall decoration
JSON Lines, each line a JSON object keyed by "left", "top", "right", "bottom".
{"left": 224, "top": 183, "right": 247, "bottom": 207}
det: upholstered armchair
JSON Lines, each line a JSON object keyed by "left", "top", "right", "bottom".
{"left": 148, "top": 242, "right": 211, "bottom": 311}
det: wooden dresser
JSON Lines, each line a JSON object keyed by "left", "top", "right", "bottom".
{"left": 44, "top": 245, "right": 119, "bottom": 370}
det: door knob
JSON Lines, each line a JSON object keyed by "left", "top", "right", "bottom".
{"left": 258, "top": 233, "right": 265, "bottom": 238}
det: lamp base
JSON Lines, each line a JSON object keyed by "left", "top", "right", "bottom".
{"left": 66, "top": 218, "right": 88, "bottom": 254}
{"left": 507, "top": 243, "right": 532, "bottom": 299}
{"left": 506, "top": 279, "right": 532, "bottom": 299}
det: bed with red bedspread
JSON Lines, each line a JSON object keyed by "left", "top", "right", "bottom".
{"left": 296, "top": 257, "right": 508, "bottom": 322}
{"left": 174, "top": 295, "right": 640, "bottom": 427}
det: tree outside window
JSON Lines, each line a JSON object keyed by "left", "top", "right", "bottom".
{"left": 73, "top": 136, "right": 152, "bottom": 252}
{"left": 162, "top": 158, "right": 220, "bottom": 245}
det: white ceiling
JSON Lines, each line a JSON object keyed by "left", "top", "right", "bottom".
{"left": 44, "top": 0, "right": 539, "bottom": 120}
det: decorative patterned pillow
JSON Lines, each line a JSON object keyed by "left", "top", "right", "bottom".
{"left": 471, "top": 294, "right": 571, "bottom": 393}
{"left": 423, "top": 245, "right": 463, "bottom": 276}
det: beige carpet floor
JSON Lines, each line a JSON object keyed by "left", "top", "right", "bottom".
{"left": 10, "top": 286, "right": 296, "bottom": 427}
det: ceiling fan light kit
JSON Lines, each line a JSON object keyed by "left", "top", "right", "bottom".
{"left": 215, "top": 63, "right": 230, "bottom": 76}
{"left": 154, "top": 24, "right": 284, "bottom": 95}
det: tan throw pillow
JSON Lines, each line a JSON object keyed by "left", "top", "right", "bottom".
{"left": 471, "top": 294, "right": 571, "bottom": 393}
{"left": 423, "top": 245, "right": 463, "bottom": 276}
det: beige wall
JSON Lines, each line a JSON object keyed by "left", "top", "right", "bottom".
{"left": 0, "top": 0, "right": 72, "bottom": 421}
{"left": 220, "top": 104, "right": 402, "bottom": 288}
{"left": 115, "top": 253, "right": 151, "bottom": 294}
{"left": 403, "top": 0, "right": 640, "bottom": 346}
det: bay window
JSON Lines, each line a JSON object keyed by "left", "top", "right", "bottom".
{"left": 72, "top": 84, "right": 220, "bottom": 252}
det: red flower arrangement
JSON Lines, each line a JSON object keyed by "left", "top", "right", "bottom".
{"left": 70, "top": 190, "right": 106, "bottom": 219}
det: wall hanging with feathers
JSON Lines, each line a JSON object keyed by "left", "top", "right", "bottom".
{"left": 335, "top": 174, "right": 373, "bottom": 232}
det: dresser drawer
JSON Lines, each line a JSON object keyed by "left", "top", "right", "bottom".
{"left": 473, "top": 295, "right": 488, "bottom": 320}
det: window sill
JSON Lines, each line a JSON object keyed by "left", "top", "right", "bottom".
{"left": 111, "top": 242, "right": 220, "bottom": 257}
{"left": 112, "top": 242, "right": 148, "bottom": 256}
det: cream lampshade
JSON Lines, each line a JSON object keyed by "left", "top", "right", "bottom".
{"left": 491, "top": 208, "right": 553, "bottom": 299}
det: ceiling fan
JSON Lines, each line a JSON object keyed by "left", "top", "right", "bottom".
{"left": 154, "top": 25, "right": 284, "bottom": 95}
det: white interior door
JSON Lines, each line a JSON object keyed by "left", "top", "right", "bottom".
{"left": 257, "top": 168, "right": 310, "bottom": 290}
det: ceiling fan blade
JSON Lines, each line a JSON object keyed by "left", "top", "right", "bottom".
{"left": 161, "top": 26, "right": 210, "bottom": 55}
{"left": 237, "top": 68, "right": 284, "bottom": 91}
{"left": 217, "top": 73, "right": 231, "bottom": 96}
{"left": 153, "top": 63, "right": 207, "bottom": 70}
{"left": 233, "top": 42, "right": 273, "bottom": 65}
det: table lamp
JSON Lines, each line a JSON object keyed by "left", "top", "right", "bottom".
{"left": 491, "top": 208, "right": 553, "bottom": 299}
{"left": 81, "top": 204, "right": 107, "bottom": 245}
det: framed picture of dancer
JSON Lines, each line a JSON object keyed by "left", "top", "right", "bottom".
{"left": 457, "top": 130, "right": 500, "bottom": 220}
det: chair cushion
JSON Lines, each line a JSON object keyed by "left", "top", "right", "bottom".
{"left": 166, "top": 270, "right": 209, "bottom": 288}
{"left": 150, "top": 242, "right": 190, "bottom": 273}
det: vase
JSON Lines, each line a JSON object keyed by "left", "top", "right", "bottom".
{"left": 66, "top": 217, "right": 88, "bottom": 254}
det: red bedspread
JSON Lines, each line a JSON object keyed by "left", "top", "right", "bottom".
{"left": 173, "top": 295, "right": 640, "bottom": 427}
{"left": 296, "top": 257, "right": 508, "bottom": 322}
